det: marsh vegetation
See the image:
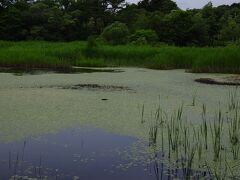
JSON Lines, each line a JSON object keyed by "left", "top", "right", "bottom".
{"left": 141, "top": 88, "right": 240, "bottom": 179}
{"left": 1, "top": 0, "right": 240, "bottom": 178}
{"left": 1, "top": 41, "right": 240, "bottom": 73}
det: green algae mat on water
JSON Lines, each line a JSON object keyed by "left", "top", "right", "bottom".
{"left": 0, "top": 68, "right": 240, "bottom": 178}
{"left": 0, "top": 68, "right": 227, "bottom": 142}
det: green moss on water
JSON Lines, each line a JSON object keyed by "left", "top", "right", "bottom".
{"left": 0, "top": 69, "right": 240, "bottom": 178}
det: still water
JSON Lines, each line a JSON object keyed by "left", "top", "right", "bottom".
{"left": 0, "top": 68, "right": 232, "bottom": 179}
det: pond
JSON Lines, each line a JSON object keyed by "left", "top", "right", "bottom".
{"left": 0, "top": 68, "right": 237, "bottom": 179}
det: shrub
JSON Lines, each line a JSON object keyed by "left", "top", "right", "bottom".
{"left": 101, "top": 22, "right": 129, "bottom": 45}
{"left": 131, "top": 37, "right": 148, "bottom": 45}
{"left": 83, "top": 36, "right": 98, "bottom": 58}
{"left": 87, "top": 36, "right": 98, "bottom": 48}
{"left": 130, "top": 29, "right": 158, "bottom": 45}
{"left": 235, "top": 39, "right": 240, "bottom": 47}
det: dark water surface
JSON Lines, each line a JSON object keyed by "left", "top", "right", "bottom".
{"left": 0, "top": 67, "right": 122, "bottom": 76}
{"left": 0, "top": 128, "right": 166, "bottom": 180}
{"left": 0, "top": 128, "right": 211, "bottom": 180}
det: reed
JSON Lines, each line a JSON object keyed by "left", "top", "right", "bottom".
{"left": 149, "top": 124, "right": 158, "bottom": 147}
{"left": 201, "top": 104, "right": 208, "bottom": 150}
{"left": 228, "top": 109, "right": 240, "bottom": 160}
{"left": 191, "top": 91, "right": 197, "bottom": 106}
{"left": 228, "top": 87, "right": 239, "bottom": 111}
{"left": 184, "top": 146, "right": 197, "bottom": 180}
{"left": 141, "top": 104, "right": 145, "bottom": 124}
{"left": 0, "top": 41, "right": 240, "bottom": 73}
{"left": 144, "top": 89, "right": 240, "bottom": 179}
{"left": 210, "top": 110, "right": 224, "bottom": 161}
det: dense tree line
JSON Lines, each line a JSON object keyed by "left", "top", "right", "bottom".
{"left": 0, "top": 0, "right": 240, "bottom": 46}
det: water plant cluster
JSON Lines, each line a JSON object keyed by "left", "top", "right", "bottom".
{"left": 1, "top": 41, "right": 240, "bottom": 73}
{"left": 142, "top": 88, "right": 240, "bottom": 179}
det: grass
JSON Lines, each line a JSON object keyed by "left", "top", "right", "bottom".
{"left": 142, "top": 90, "right": 240, "bottom": 179}
{"left": 0, "top": 41, "right": 240, "bottom": 73}
{"left": 210, "top": 110, "right": 224, "bottom": 161}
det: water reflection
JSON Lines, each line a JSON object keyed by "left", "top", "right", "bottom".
{"left": 0, "top": 67, "right": 123, "bottom": 76}
{"left": 0, "top": 128, "right": 151, "bottom": 179}
{"left": 0, "top": 128, "right": 212, "bottom": 179}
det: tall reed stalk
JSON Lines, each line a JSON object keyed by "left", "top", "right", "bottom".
{"left": 210, "top": 110, "right": 224, "bottom": 161}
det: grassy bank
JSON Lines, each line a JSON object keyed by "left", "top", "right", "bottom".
{"left": 0, "top": 41, "right": 240, "bottom": 73}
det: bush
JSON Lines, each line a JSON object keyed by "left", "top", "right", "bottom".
{"left": 235, "top": 39, "right": 240, "bottom": 47}
{"left": 101, "top": 22, "right": 129, "bottom": 45}
{"left": 95, "top": 36, "right": 107, "bottom": 45}
{"left": 87, "top": 36, "right": 98, "bottom": 48}
{"left": 131, "top": 37, "right": 148, "bottom": 45}
{"left": 130, "top": 29, "right": 158, "bottom": 45}
{"left": 84, "top": 36, "right": 98, "bottom": 58}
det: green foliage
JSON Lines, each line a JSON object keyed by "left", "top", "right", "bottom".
{"left": 84, "top": 36, "right": 98, "bottom": 58}
{"left": 157, "top": 10, "right": 210, "bottom": 46}
{"left": 130, "top": 29, "right": 158, "bottom": 45}
{"left": 131, "top": 10, "right": 150, "bottom": 30}
{"left": 87, "top": 36, "right": 98, "bottom": 48}
{"left": 235, "top": 39, "right": 240, "bottom": 46}
{"left": 0, "top": 0, "right": 240, "bottom": 46}
{"left": 101, "top": 22, "right": 130, "bottom": 45}
{"left": 220, "top": 18, "right": 240, "bottom": 42}
{"left": 0, "top": 41, "right": 240, "bottom": 73}
{"left": 192, "top": 47, "right": 240, "bottom": 73}
{"left": 30, "top": 26, "right": 46, "bottom": 40}
{"left": 131, "top": 37, "right": 148, "bottom": 45}
{"left": 138, "top": 0, "right": 178, "bottom": 13}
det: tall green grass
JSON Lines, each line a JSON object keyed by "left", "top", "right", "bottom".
{"left": 0, "top": 41, "right": 240, "bottom": 73}
{"left": 142, "top": 90, "right": 240, "bottom": 178}
{"left": 0, "top": 41, "right": 85, "bottom": 68}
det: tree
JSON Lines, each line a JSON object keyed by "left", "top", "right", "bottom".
{"left": 148, "top": 11, "right": 164, "bottom": 40}
{"left": 131, "top": 9, "right": 150, "bottom": 30}
{"left": 160, "top": 10, "right": 193, "bottom": 46}
{"left": 0, "top": 6, "right": 26, "bottom": 40}
{"left": 61, "top": 13, "right": 76, "bottom": 40}
{"left": 130, "top": 29, "right": 158, "bottom": 45}
{"left": 220, "top": 18, "right": 240, "bottom": 42}
{"left": 201, "top": 2, "right": 220, "bottom": 45}
{"left": 0, "top": 0, "right": 239, "bottom": 45}
{"left": 45, "top": 6, "right": 63, "bottom": 40}
{"left": 189, "top": 13, "right": 209, "bottom": 46}
{"left": 138, "top": 0, "right": 178, "bottom": 13}
{"left": 101, "top": 21, "right": 129, "bottom": 44}
{"left": 117, "top": 4, "right": 144, "bottom": 31}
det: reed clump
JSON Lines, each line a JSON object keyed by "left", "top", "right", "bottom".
{"left": 0, "top": 41, "right": 240, "bottom": 73}
{"left": 144, "top": 89, "right": 240, "bottom": 179}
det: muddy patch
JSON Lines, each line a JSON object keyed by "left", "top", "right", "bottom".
{"left": 195, "top": 76, "right": 240, "bottom": 86}
{"left": 60, "top": 84, "right": 133, "bottom": 92}
{"left": 17, "top": 83, "right": 134, "bottom": 92}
